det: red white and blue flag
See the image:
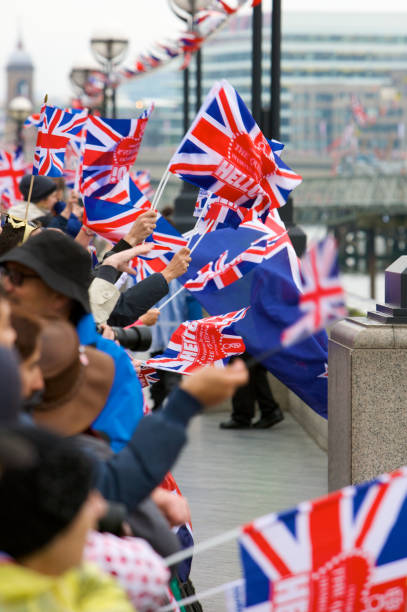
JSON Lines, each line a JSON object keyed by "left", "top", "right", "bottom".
{"left": 0, "top": 147, "right": 26, "bottom": 203}
{"left": 145, "top": 308, "right": 248, "bottom": 374}
{"left": 239, "top": 467, "right": 407, "bottom": 611}
{"left": 33, "top": 105, "right": 87, "bottom": 177}
{"left": 131, "top": 169, "right": 154, "bottom": 199}
{"left": 137, "top": 364, "right": 160, "bottom": 388}
{"left": 281, "top": 235, "right": 346, "bottom": 347}
{"left": 23, "top": 112, "right": 42, "bottom": 129}
{"left": 81, "top": 105, "right": 153, "bottom": 195}
{"left": 169, "top": 80, "right": 301, "bottom": 219}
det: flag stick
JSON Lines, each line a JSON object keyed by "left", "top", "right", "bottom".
{"left": 24, "top": 93, "right": 48, "bottom": 222}
{"left": 158, "top": 221, "right": 213, "bottom": 312}
{"left": 165, "top": 526, "right": 241, "bottom": 567}
{"left": 74, "top": 109, "right": 88, "bottom": 192}
{"left": 158, "top": 284, "right": 185, "bottom": 311}
{"left": 151, "top": 167, "right": 170, "bottom": 210}
{"left": 158, "top": 579, "right": 244, "bottom": 612}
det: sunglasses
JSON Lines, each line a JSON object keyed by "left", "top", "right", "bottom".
{"left": 0, "top": 266, "right": 39, "bottom": 287}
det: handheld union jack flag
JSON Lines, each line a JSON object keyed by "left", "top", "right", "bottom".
{"left": 83, "top": 195, "right": 150, "bottom": 243}
{"left": 33, "top": 105, "right": 87, "bottom": 177}
{"left": 281, "top": 235, "right": 346, "bottom": 347}
{"left": 240, "top": 467, "right": 407, "bottom": 611}
{"left": 81, "top": 105, "right": 153, "bottom": 196}
{"left": 137, "top": 364, "right": 160, "bottom": 388}
{"left": 131, "top": 170, "right": 154, "bottom": 199}
{"left": 184, "top": 216, "right": 295, "bottom": 293}
{"left": 169, "top": 80, "right": 302, "bottom": 219}
{"left": 145, "top": 308, "right": 248, "bottom": 374}
{"left": 23, "top": 112, "right": 41, "bottom": 129}
{"left": 0, "top": 147, "right": 26, "bottom": 203}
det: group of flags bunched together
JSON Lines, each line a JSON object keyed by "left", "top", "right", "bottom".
{"left": 27, "top": 78, "right": 347, "bottom": 419}
{"left": 22, "top": 79, "right": 407, "bottom": 612}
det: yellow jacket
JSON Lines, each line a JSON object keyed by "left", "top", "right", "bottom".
{"left": 0, "top": 561, "right": 135, "bottom": 611}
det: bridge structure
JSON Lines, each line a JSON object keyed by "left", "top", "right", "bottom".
{"left": 292, "top": 174, "right": 407, "bottom": 293}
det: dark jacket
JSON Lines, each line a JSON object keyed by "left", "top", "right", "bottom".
{"left": 91, "top": 387, "right": 202, "bottom": 511}
{"left": 95, "top": 238, "right": 170, "bottom": 327}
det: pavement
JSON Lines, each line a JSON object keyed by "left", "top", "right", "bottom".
{"left": 173, "top": 409, "right": 327, "bottom": 611}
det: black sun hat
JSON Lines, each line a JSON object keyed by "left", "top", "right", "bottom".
{"left": 0, "top": 230, "right": 92, "bottom": 313}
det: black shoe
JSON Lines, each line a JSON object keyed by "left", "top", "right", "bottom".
{"left": 219, "top": 418, "right": 251, "bottom": 429}
{"left": 252, "top": 411, "right": 284, "bottom": 429}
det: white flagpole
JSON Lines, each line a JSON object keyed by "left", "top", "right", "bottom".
{"left": 151, "top": 166, "right": 171, "bottom": 210}
{"left": 158, "top": 579, "right": 244, "bottom": 612}
{"left": 165, "top": 526, "right": 241, "bottom": 567}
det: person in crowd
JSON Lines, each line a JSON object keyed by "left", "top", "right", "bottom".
{"left": 0, "top": 425, "right": 136, "bottom": 612}
{"left": 0, "top": 230, "right": 150, "bottom": 450}
{"left": 220, "top": 352, "right": 284, "bottom": 429}
{"left": 0, "top": 227, "right": 191, "bottom": 449}
{"left": 10, "top": 174, "right": 58, "bottom": 224}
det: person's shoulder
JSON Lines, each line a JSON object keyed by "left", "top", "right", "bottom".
{"left": 71, "top": 563, "right": 134, "bottom": 611}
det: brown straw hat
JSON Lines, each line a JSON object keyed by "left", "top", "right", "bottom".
{"left": 34, "top": 319, "right": 114, "bottom": 436}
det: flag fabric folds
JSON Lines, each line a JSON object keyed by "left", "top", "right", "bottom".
{"left": 145, "top": 308, "right": 248, "bottom": 374}
{"left": 281, "top": 235, "right": 346, "bottom": 347}
{"left": 0, "top": 148, "right": 26, "bottom": 204}
{"left": 33, "top": 105, "right": 87, "bottom": 177}
{"left": 81, "top": 105, "right": 153, "bottom": 195}
{"left": 169, "top": 80, "right": 302, "bottom": 220}
{"left": 239, "top": 467, "right": 407, "bottom": 611}
{"left": 178, "top": 218, "right": 328, "bottom": 417}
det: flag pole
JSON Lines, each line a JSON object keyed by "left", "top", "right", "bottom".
{"left": 151, "top": 165, "right": 170, "bottom": 210}
{"left": 158, "top": 220, "right": 213, "bottom": 312}
{"left": 165, "top": 526, "right": 241, "bottom": 567}
{"left": 24, "top": 94, "right": 47, "bottom": 222}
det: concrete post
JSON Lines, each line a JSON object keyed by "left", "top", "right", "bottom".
{"left": 328, "top": 256, "right": 407, "bottom": 491}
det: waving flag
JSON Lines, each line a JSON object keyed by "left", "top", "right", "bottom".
{"left": 146, "top": 309, "right": 248, "bottom": 374}
{"left": 169, "top": 80, "right": 301, "bottom": 219}
{"left": 89, "top": 174, "right": 150, "bottom": 207}
{"left": 179, "top": 215, "right": 328, "bottom": 417}
{"left": 138, "top": 364, "right": 160, "bottom": 388}
{"left": 0, "top": 148, "right": 26, "bottom": 202}
{"left": 82, "top": 105, "right": 153, "bottom": 195}
{"left": 23, "top": 112, "right": 41, "bottom": 129}
{"left": 83, "top": 196, "right": 150, "bottom": 243}
{"left": 239, "top": 467, "right": 407, "bottom": 611}
{"left": 282, "top": 235, "right": 346, "bottom": 347}
{"left": 131, "top": 170, "right": 154, "bottom": 199}
{"left": 33, "top": 105, "right": 87, "bottom": 177}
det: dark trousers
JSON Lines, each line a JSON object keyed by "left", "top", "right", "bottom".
{"left": 150, "top": 351, "right": 181, "bottom": 411}
{"left": 231, "top": 353, "right": 280, "bottom": 425}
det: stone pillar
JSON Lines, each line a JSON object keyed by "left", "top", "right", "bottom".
{"left": 328, "top": 317, "right": 407, "bottom": 491}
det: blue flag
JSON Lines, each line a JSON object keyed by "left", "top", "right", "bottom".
{"left": 180, "top": 224, "right": 328, "bottom": 417}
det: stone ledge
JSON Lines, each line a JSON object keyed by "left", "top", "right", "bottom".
{"left": 330, "top": 317, "right": 407, "bottom": 349}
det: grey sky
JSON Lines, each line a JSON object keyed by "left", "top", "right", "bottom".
{"left": 3, "top": 0, "right": 407, "bottom": 106}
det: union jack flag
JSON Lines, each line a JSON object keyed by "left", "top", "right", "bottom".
{"left": 83, "top": 195, "right": 150, "bottom": 243}
{"left": 239, "top": 467, "right": 407, "bottom": 611}
{"left": 33, "top": 105, "right": 87, "bottom": 177}
{"left": 169, "top": 80, "right": 301, "bottom": 219}
{"left": 184, "top": 216, "right": 296, "bottom": 293}
{"left": 145, "top": 308, "right": 248, "bottom": 374}
{"left": 23, "top": 112, "right": 41, "bottom": 128}
{"left": 0, "top": 147, "right": 26, "bottom": 202}
{"left": 131, "top": 170, "right": 154, "bottom": 199}
{"left": 90, "top": 174, "right": 149, "bottom": 206}
{"left": 81, "top": 105, "right": 153, "bottom": 196}
{"left": 281, "top": 235, "right": 346, "bottom": 347}
{"left": 137, "top": 364, "right": 160, "bottom": 388}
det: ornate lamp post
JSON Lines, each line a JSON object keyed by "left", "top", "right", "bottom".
{"left": 9, "top": 96, "right": 32, "bottom": 148}
{"left": 90, "top": 30, "right": 129, "bottom": 118}
{"left": 168, "top": 0, "right": 210, "bottom": 232}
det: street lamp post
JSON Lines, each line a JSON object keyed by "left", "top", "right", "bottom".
{"left": 269, "top": 0, "right": 306, "bottom": 256}
{"left": 168, "top": 0, "right": 209, "bottom": 232}
{"left": 90, "top": 31, "right": 129, "bottom": 118}
{"left": 9, "top": 96, "right": 32, "bottom": 148}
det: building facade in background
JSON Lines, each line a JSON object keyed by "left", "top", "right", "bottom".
{"left": 121, "top": 11, "right": 407, "bottom": 177}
